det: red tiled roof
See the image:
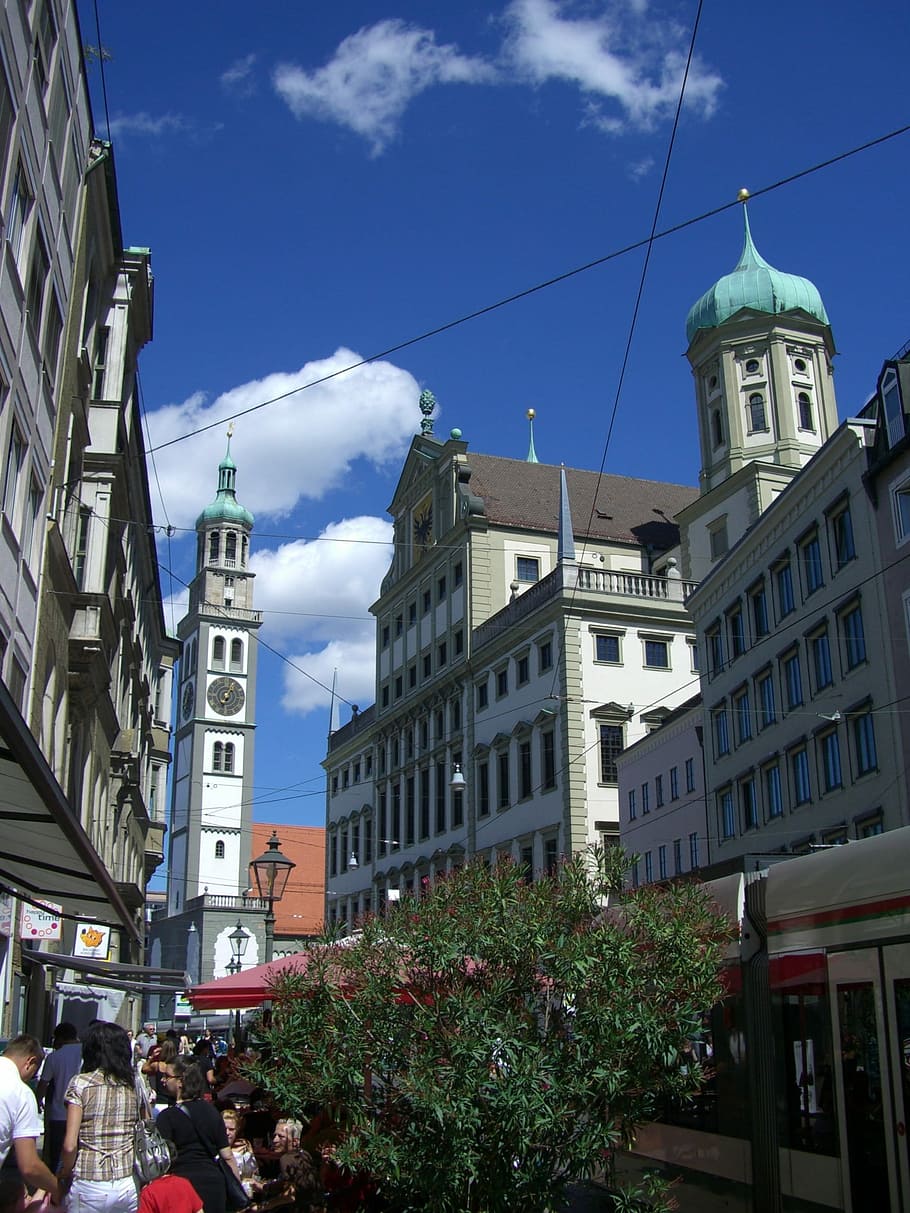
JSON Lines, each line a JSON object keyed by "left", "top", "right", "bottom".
{"left": 251, "top": 822, "right": 325, "bottom": 937}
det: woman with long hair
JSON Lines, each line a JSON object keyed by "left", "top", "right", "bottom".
{"left": 58, "top": 1021, "right": 138, "bottom": 1212}
{"left": 156, "top": 1058, "right": 242, "bottom": 1213}
{"left": 141, "top": 1039, "right": 178, "bottom": 1115}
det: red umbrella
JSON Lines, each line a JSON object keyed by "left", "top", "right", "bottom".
{"left": 188, "top": 951, "right": 314, "bottom": 1010}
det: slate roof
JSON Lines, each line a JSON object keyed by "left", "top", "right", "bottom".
{"left": 464, "top": 454, "right": 697, "bottom": 551}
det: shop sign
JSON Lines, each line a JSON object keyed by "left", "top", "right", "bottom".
{"left": 74, "top": 922, "right": 112, "bottom": 960}
{"left": 20, "top": 900, "right": 63, "bottom": 941}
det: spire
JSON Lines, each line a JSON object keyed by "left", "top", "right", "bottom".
{"left": 557, "top": 465, "right": 575, "bottom": 562}
{"left": 195, "top": 423, "right": 254, "bottom": 530}
{"left": 526, "top": 409, "right": 539, "bottom": 463}
{"left": 733, "top": 200, "right": 772, "bottom": 274}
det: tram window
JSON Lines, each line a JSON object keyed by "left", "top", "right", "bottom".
{"left": 770, "top": 956, "right": 839, "bottom": 1157}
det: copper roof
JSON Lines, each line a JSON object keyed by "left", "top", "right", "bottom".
{"left": 465, "top": 454, "right": 697, "bottom": 550}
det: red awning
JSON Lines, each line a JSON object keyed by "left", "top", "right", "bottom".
{"left": 189, "top": 952, "right": 314, "bottom": 1010}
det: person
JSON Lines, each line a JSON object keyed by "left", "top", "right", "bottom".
{"left": 137, "top": 1166, "right": 203, "bottom": 1213}
{"left": 271, "top": 1120, "right": 302, "bottom": 1155}
{"left": 190, "top": 1043, "right": 216, "bottom": 1094}
{"left": 134, "top": 1025, "right": 157, "bottom": 1060}
{"left": 178, "top": 1035, "right": 193, "bottom": 1057}
{"left": 0, "top": 1036, "right": 63, "bottom": 1207}
{"left": 37, "top": 1023, "right": 82, "bottom": 1174}
{"left": 141, "top": 1039, "right": 178, "bottom": 1116}
{"left": 221, "top": 1109, "right": 259, "bottom": 1198}
{"left": 59, "top": 1021, "right": 138, "bottom": 1212}
{"left": 156, "top": 1057, "right": 243, "bottom": 1213}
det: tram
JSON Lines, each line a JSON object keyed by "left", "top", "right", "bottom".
{"left": 631, "top": 826, "right": 910, "bottom": 1212}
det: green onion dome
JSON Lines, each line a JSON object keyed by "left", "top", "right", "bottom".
{"left": 195, "top": 440, "right": 254, "bottom": 529}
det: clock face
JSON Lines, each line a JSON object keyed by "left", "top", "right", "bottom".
{"left": 207, "top": 676, "right": 245, "bottom": 717}
{"left": 181, "top": 681, "right": 195, "bottom": 722}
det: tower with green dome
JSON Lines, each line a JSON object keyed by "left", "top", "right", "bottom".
{"left": 678, "top": 199, "right": 839, "bottom": 579}
{"left": 165, "top": 430, "right": 262, "bottom": 977}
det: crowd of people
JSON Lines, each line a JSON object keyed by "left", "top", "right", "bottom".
{"left": 0, "top": 1022, "right": 365, "bottom": 1213}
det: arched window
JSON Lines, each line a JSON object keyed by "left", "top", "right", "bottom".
{"left": 711, "top": 408, "right": 724, "bottom": 449}
{"left": 223, "top": 743, "right": 235, "bottom": 773}
{"left": 241, "top": 535, "right": 248, "bottom": 568}
{"left": 212, "top": 636, "right": 225, "bottom": 668}
{"left": 225, "top": 531, "right": 237, "bottom": 565}
{"left": 748, "top": 393, "right": 767, "bottom": 432}
{"left": 230, "top": 639, "right": 243, "bottom": 671}
{"left": 213, "top": 742, "right": 223, "bottom": 771}
{"left": 798, "top": 392, "right": 814, "bottom": 431}
{"left": 215, "top": 840, "right": 225, "bottom": 859}
{"left": 209, "top": 531, "right": 220, "bottom": 562}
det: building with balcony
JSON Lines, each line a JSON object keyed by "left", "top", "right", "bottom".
{"left": 0, "top": 2, "right": 180, "bottom": 1036}
{"left": 323, "top": 401, "right": 701, "bottom": 929}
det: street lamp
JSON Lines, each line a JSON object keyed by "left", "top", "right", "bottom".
{"left": 227, "top": 919, "right": 248, "bottom": 1049}
{"left": 450, "top": 763, "right": 466, "bottom": 791}
{"left": 249, "top": 831, "right": 295, "bottom": 964}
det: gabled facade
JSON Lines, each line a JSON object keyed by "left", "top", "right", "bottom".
{"left": 324, "top": 414, "right": 701, "bottom": 929}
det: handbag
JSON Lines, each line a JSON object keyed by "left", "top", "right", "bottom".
{"left": 133, "top": 1071, "right": 173, "bottom": 1185}
{"left": 176, "top": 1103, "right": 250, "bottom": 1211}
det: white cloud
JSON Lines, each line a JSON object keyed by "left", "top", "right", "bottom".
{"left": 251, "top": 516, "right": 393, "bottom": 717}
{"left": 107, "top": 112, "right": 189, "bottom": 139}
{"left": 502, "top": 0, "right": 723, "bottom": 132}
{"left": 221, "top": 54, "right": 257, "bottom": 96}
{"left": 626, "top": 155, "right": 655, "bottom": 181}
{"left": 143, "top": 349, "right": 421, "bottom": 531}
{"left": 273, "top": 18, "right": 496, "bottom": 155}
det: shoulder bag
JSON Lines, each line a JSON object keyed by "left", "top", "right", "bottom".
{"left": 132, "top": 1070, "right": 173, "bottom": 1185}
{"left": 177, "top": 1101, "right": 250, "bottom": 1211}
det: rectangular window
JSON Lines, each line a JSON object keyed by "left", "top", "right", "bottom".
{"left": 655, "top": 773, "right": 664, "bottom": 807}
{"left": 783, "top": 651, "right": 803, "bottom": 711}
{"left": 801, "top": 532, "right": 824, "bottom": 595}
{"left": 598, "top": 724, "right": 623, "bottom": 782}
{"left": 7, "top": 162, "right": 33, "bottom": 263}
{"left": 407, "top": 600, "right": 417, "bottom": 627}
{"left": 437, "top": 575, "right": 447, "bottom": 602}
{"left": 720, "top": 790, "right": 735, "bottom": 839}
{"left": 476, "top": 679, "right": 488, "bottom": 710}
{"left": 713, "top": 706, "right": 730, "bottom": 757}
{"left": 734, "top": 688, "right": 752, "bottom": 744}
{"left": 395, "top": 614, "right": 403, "bottom": 637}
{"left": 516, "top": 653, "right": 529, "bottom": 685}
{"left": 519, "top": 740, "right": 532, "bottom": 799}
{"left": 628, "top": 789, "right": 636, "bottom": 820}
{"left": 437, "top": 641, "right": 447, "bottom": 669}
{"left": 644, "top": 852, "right": 653, "bottom": 883}
{"left": 673, "top": 839, "right": 682, "bottom": 876}
{"left": 689, "top": 832, "right": 699, "bottom": 869}
{"left": 423, "top": 652, "right": 432, "bottom": 679}
{"left": 658, "top": 845, "right": 667, "bottom": 880}
{"left": 381, "top": 625, "right": 390, "bottom": 648}
{"left": 541, "top": 731, "right": 555, "bottom": 790}
{"left": 419, "top": 768, "right": 430, "bottom": 838}
{"left": 435, "top": 761, "right": 446, "bottom": 833}
{"left": 496, "top": 667, "right": 508, "bottom": 697}
{"left": 820, "top": 730, "right": 843, "bottom": 792}
{"left": 364, "top": 818, "right": 373, "bottom": 863}
{"left": 741, "top": 777, "right": 758, "bottom": 831}
{"left": 641, "top": 783, "right": 650, "bottom": 815}
{"left": 791, "top": 748, "right": 811, "bottom": 805}
{"left": 643, "top": 637, "right": 670, "bottom": 669}
{"left": 391, "top": 782, "right": 401, "bottom": 848}
{"left": 454, "top": 629, "right": 464, "bottom": 657}
{"left": 394, "top": 675, "right": 403, "bottom": 699}
{"left": 405, "top": 776, "right": 415, "bottom": 845}
{"left": 728, "top": 608, "right": 745, "bottom": 659}
{"left": 408, "top": 664, "right": 417, "bottom": 689}
{"left": 478, "top": 761, "right": 490, "bottom": 817}
{"left": 670, "top": 766, "right": 679, "bottom": 800}
{"left": 3, "top": 424, "right": 25, "bottom": 521}
{"left": 750, "top": 583, "right": 769, "bottom": 639}
{"left": 453, "top": 561, "right": 463, "bottom": 587}
{"left": 707, "top": 626, "right": 724, "bottom": 678}
{"left": 25, "top": 229, "right": 50, "bottom": 331}
{"left": 757, "top": 670, "right": 776, "bottom": 728}
{"left": 516, "top": 556, "right": 540, "bottom": 582}
{"left": 842, "top": 604, "right": 866, "bottom": 669}
{"left": 688, "top": 638, "right": 700, "bottom": 673}
{"left": 831, "top": 506, "right": 856, "bottom": 569}
{"left": 0, "top": 70, "right": 13, "bottom": 181}
{"left": 776, "top": 561, "right": 795, "bottom": 618}
{"left": 422, "top": 588, "right": 432, "bottom": 614}
{"left": 595, "top": 633, "right": 620, "bottom": 663}
{"left": 765, "top": 763, "right": 783, "bottom": 818}
{"left": 810, "top": 629, "right": 833, "bottom": 691}
{"left": 853, "top": 711, "right": 877, "bottom": 776}
{"left": 685, "top": 757, "right": 695, "bottom": 793}
{"left": 497, "top": 750, "right": 510, "bottom": 809}
{"left": 538, "top": 639, "right": 552, "bottom": 673}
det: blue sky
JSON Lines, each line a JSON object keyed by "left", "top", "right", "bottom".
{"left": 80, "top": 1, "right": 910, "bottom": 849}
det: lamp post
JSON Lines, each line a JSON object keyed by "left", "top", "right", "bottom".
{"left": 227, "top": 919, "right": 248, "bottom": 1050}
{"left": 249, "top": 831, "right": 295, "bottom": 964}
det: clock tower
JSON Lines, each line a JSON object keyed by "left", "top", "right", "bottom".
{"left": 166, "top": 433, "right": 261, "bottom": 917}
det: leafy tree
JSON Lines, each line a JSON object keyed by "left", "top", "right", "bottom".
{"left": 248, "top": 849, "right": 730, "bottom": 1212}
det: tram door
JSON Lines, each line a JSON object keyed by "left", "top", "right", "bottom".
{"left": 828, "top": 948, "right": 910, "bottom": 1213}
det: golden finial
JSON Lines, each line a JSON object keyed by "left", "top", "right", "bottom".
{"left": 526, "top": 408, "right": 535, "bottom": 420}
{"left": 737, "top": 188, "right": 750, "bottom": 203}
